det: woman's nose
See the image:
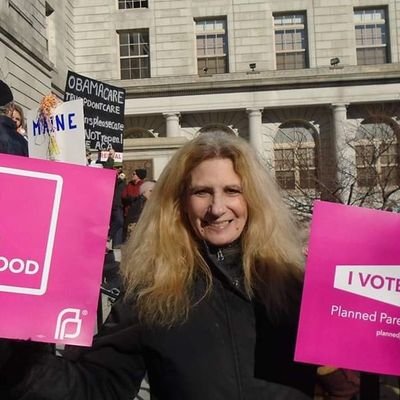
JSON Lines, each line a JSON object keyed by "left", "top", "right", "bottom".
{"left": 209, "top": 194, "right": 226, "bottom": 216}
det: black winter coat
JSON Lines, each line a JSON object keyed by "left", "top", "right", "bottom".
{"left": 0, "top": 115, "right": 28, "bottom": 157}
{"left": 2, "top": 244, "right": 315, "bottom": 400}
{"left": 125, "top": 194, "right": 147, "bottom": 225}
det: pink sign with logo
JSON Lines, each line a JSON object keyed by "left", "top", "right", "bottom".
{"left": 0, "top": 154, "right": 115, "bottom": 346}
{"left": 295, "top": 201, "right": 400, "bottom": 375}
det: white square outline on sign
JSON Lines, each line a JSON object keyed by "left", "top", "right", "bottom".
{"left": 0, "top": 166, "right": 63, "bottom": 295}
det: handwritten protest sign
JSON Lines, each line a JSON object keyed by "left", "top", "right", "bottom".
{"left": 64, "top": 71, "right": 125, "bottom": 162}
{"left": 295, "top": 201, "right": 400, "bottom": 375}
{"left": 27, "top": 99, "right": 86, "bottom": 165}
{"left": 0, "top": 154, "right": 115, "bottom": 346}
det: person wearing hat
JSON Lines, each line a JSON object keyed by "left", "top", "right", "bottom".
{"left": 121, "top": 168, "right": 147, "bottom": 241}
{"left": 0, "top": 80, "right": 28, "bottom": 157}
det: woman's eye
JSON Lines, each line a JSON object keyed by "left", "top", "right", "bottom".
{"left": 226, "top": 188, "right": 242, "bottom": 195}
{"left": 192, "top": 189, "right": 210, "bottom": 196}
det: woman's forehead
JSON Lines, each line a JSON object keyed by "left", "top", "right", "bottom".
{"left": 189, "top": 159, "right": 241, "bottom": 185}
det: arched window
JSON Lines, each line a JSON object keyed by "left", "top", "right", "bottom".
{"left": 273, "top": 121, "right": 317, "bottom": 190}
{"left": 355, "top": 117, "right": 399, "bottom": 187}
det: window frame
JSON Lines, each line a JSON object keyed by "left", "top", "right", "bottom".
{"left": 118, "top": 29, "right": 151, "bottom": 80}
{"left": 273, "top": 11, "right": 309, "bottom": 70}
{"left": 354, "top": 6, "right": 390, "bottom": 65}
{"left": 355, "top": 119, "right": 399, "bottom": 188}
{"left": 118, "top": 0, "right": 149, "bottom": 9}
{"left": 355, "top": 140, "right": 399, "bottom": 187}
{"left": 274, "top": 123, "right": 318, "bottom": 191}
{"left": 195, "top": 17, "right": 229, "bottom": 76}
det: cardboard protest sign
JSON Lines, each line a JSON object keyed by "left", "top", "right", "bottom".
{"left": 295, "top": 201, "right": 400, "bottom": 375}
{"left": 27, "top": 99, "right": 86, "bottom": 165}
{"left": 64, "top": 71, "right": 125, "bottom": 162}
{"left": 0, "top": 154, "right": 115, "bottom": 346}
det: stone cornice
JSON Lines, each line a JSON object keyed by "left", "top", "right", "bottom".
{"left": 123, "top": 136, "right": 188, "bottom": 150}
{"left": 117, "top": 64, "right": 400, "bottom": 99}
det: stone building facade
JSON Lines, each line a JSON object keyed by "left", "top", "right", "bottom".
{"left": 2, "top": 0, "right": 400, "bottom": 214}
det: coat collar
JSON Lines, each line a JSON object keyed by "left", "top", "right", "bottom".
{"left": 201, "top": 239, "right": 249, "bottom": 300}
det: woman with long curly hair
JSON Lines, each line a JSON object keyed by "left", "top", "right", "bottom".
{"left": 0, "top": 130, "right": 315, "bottom": 399}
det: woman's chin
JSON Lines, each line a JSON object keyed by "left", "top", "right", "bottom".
{"left": 203, "top": 231, "right": 240, "bottom": 247}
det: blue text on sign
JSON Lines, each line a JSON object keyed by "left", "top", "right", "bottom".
{"left": 33, "top": 113, "right": 77, "bottom": 136}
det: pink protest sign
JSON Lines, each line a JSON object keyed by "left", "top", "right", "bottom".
{"left": 295, "top": 200, "right": 400, "bottom": 375}
{"left": 0, "top": 154, "right": 115, "bottom": 346}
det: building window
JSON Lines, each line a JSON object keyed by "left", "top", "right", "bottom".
{"left": 355, "top": 118, "right": 399, "bottom": 187}
{"left": 274, "top": 122, "right": 317, "bottom": 190}
{"left": 274, "top": 12, "right": 308, "bottom": 70}
{"left": 196, "top": 18, "right": 228, "bottom": 76}
{"left": 118, "top": 0, "right": 148, "bottom": 9}
{"left": 354, "top": 7, "right": 389, "bottom": 65}
{"left": 119, "top": 30, "right": 150, "bottom": 79}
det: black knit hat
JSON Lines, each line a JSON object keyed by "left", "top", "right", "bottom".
{"left": 0, "top": 80, "right": 13, "bottom": 106}
{"left": 135, "top": 168, "right": 147, "bottom": 180}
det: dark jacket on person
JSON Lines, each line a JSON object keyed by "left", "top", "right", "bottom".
{"left": 125, "top": 194, "right": 147, "bottom": 226}
{"left": 1, "top": 242, "right": 315, "bottom": 400}
{"left": 0, "top": 115, "right": 28, "bottom": 156}
{"left": 112, "top": 176, "right": 126, "bottom": 211}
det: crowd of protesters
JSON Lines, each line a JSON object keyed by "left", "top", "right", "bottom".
{"left": 107, "top": 166, "right": 155, "bottom": 248}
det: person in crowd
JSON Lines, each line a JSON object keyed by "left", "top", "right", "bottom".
{"left": 86, "top": 148, "right": 93, "bottom": 165}
{"left": 103, "top": 147, "right": 116, "bottom": 169}
{"left": 0, "top": 80, "right": 28, "bottom": 156}
{"left": 95, "top": 149, "right": 104, "bottom": 165}
{"left": 12, "top": 103, "right": 27, "bottom": 138}
{"left": 0, "top": 130, "right": 316, "bottom": 399}
{"left": 125, "top": 179, "right": 156, "bottom": 240}
{"left": 108, "top": 170, "right": 127, "bottom": 249}
{"left": 122, "top": 168, "right": 147, "bottom": 205}
{"left": 121, "top": 168, "right": 147, "bottom": 240}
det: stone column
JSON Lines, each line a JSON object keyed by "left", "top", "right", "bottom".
{"left": 246, "top": 108, "right": 264, "bottom": 152}
{"left": 331, "top": 103, "right": 351, "bottom": 202}
{"left": 163, "top": 113, "right": 181, "bottom": 137}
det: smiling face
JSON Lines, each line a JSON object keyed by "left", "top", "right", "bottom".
{"left": 185, "top": 158, "right": 248, "bottom": 247}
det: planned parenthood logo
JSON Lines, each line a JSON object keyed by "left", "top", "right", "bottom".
{"left": 0, "top": 167, "right": 63, "bottom": 295}
{"left": 334, "top": 265, "right": 400, "bottom": 307}
{"left": 54, "top": 308, "right": 84, "bottom": 340}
